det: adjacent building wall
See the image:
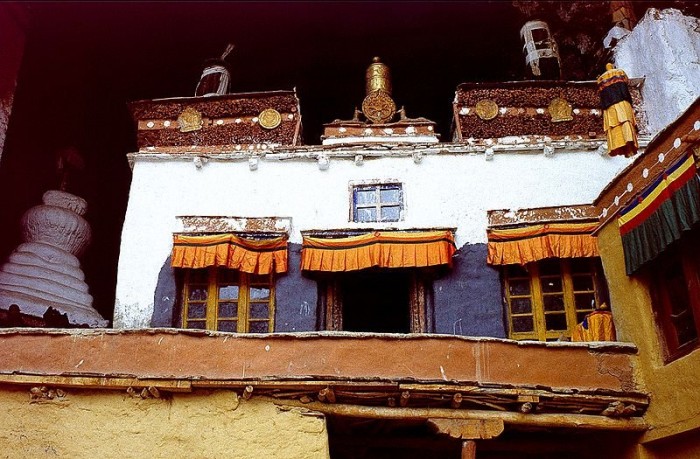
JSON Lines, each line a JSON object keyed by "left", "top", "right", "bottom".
{"left": 115, "top": 149, "right": 631, "bottom": 330}
{"left": 0, "top": 388, "right": 330, "bottom": 458}
{"left": 597, "top": 222, "right": 700, "bottom": 450}
{"left": 614, "top": 8, "right": 700, "bottom": 134}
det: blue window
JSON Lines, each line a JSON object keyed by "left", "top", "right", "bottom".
{"left": 352, "top": 183, "right": 403, "bottom": 223}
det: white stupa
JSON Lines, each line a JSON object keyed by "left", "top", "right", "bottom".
{"left": 0, "top": 189, "right": 107, "bottom": 327}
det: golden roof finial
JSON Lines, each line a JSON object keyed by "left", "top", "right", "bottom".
{"left": 366, "top": 56, "right": 392, "bottom": 96}
{"left": 362, "top": 57, "right": 396, "bottom": 124}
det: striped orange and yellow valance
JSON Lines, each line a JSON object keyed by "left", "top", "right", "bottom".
{"left": 301, "top": 230, "right": 456, "bottom": 272}
{"left": 487, "top": 222, "right": 599, "bottom": 266}
{"left": 171, "top": 234, "right": 288, "bottom": 275}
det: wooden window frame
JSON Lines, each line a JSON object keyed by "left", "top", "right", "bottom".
{"left": 649, "top": 239, "right": 700, "bottom": 362}
{"left": 351, "top": 183, "right": 403, "bottom": 223}
{"left": 181, "top": 267, "right": 275, "bottom": 333}
{"left": 319, "top": 271, "right": 430, "bottom": 333}
{"left": 503, "top": 258, "right": 605, "bottom": 341}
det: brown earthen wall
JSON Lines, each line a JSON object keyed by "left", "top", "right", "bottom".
{"left": 0, "top": 388, "right": 330, "bottom": 458}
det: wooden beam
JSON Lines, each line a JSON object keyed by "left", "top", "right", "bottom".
{"left": 270, "top": 398, "right": 648, "bottom": 431}
{"left": 0, "top": 374, "right": 192, "bottom": 392}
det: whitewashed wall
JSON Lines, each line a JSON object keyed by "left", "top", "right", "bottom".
{"left": 114, "top": 149, "right": 631, "bottom": 327}
{"left": 614, "top": 8, "right": 700, "bottom": 134}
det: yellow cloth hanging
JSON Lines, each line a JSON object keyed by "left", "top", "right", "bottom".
{"left": 171, "top": 234, "right": 288, "bottom": 275}
{"left": 301, "top": 230, "right": 456, "bottom": 272}
{"left": 487, "top": 222, "right": 599, "bottom": 266}
{"left": 572, "top": 309, "right": 617, "bottom": 342}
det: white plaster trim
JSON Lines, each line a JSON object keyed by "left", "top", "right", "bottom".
{"left": 322, "top": 135, "right": 439, "bottom": 145}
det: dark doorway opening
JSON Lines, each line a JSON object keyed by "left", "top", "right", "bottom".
{"left": 340, "top": 269, "right": 410, "bottom": 333}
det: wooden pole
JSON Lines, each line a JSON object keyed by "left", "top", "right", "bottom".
{"left": 270, "top": 398, "right": 647, "bottom": 432}
{"left": 462, "top": 440, "right": 476, "bottom": 459}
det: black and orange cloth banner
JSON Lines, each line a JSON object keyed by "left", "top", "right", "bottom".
{"left": 300, "top": 230, "right": 456, "bottom": 272}
{"left": 597, "top": 65, "right": 638, "bottom": 158}
{"left": 171, "top": 234, "right": 288, "bottom": 275}
{"left": 486, "top": 222, "right": 599, "bottom": 266}
{"left": 618, "top": 153, "right": 700, "bottom": 275}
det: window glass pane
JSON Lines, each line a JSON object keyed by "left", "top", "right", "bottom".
{"left": 250, "top": 303, "right": 270, "bottom": 319}
{"left": 506, "top": 265, "right": 529, "bottom": 278}
{"left": 674, "top": 311, "right": 699, "bottom": 346}
{"left": 543, "top": 294, "right": 565, "bottom": 311}
{"left": 218, "top": 302, "right": 238, "bottom": 318}
{"left": 575, "top": 293, "right": 596, "bottom": 311}
{"left": 545, "top": 313, "right": 568, "bottom": 331}
{"left": 510, "top": 298, "right": 532, "bottom": 314}
{"left": 539, "top": 259, "right": 562, "bottom": 276}
{"left": 355, "top": 188, "right": 376, "bottom": 205}
{"left": 570, "top": 258, "right": 593, "bottom": 274}
{"left": 380, "top": 187, "right": 400, "bottom": 203}
{"left": 380, "top": 205, "right": 401, "bottom": 222}
{"left": 186, "top": 320, "right": 206, "bottom": 330}
{"left": 250, "top": 287, "right": 270, "bottom": 301}
{"left": 189, "top": 269, "right": 209, "bottom": 283}
{"left": 219, "top": 285, "right": 239, "bottom": 300}
{"left": 217, "top": 320, "right": 237, "bottom": 332}
{"left": 512, "top": 316, "right": 534, "bottom": 333}
{"left": 356, "top": 207, "right": 377, "bottom": 222}
{"left": 540, "top": 277, "right": 562, "bottom": 293}
{"left": 187, "top": 302, "right": 206, "bottom": 319}
{"left": 509, "top": 279, "right": 530, "bottom": 296}
{"left": 573, "top": 275, "right": 594, "bottom": 292}
{"left": 249, "top": 321, "right": 269, "bottom": 333}
{"left": 188, "top": 287, "right": 208, "bottom": 301}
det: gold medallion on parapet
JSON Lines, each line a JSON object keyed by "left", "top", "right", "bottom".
{"left": 258, "top": 108, "right": 282, "bottom": 129}
{"left": 475, "top": 99, "right": 499, "bottom": 121}
{"left": 548, "top": 97, "right": 573, "bottom": 122}
{"left": 178, "top": 107, "right": 204, "bottom": 132}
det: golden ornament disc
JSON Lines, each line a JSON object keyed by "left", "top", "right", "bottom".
{"left": 361, "top": 90, "right": 396, "bottom": 124}
{"left": 548, "top": 97, "right": 573, "bottom": 122}
{"left": 177, "top": 107, "right": 204, "bottom": 132}
{"left": 258, "top": 108, "right": 282, "bottom": 129}
{"left": 475, "top": 99, "right": 499, "bottom": 121}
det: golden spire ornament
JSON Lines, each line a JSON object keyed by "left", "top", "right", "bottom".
{"left": 361, "top": 57, "right": 396, "bottom": 124}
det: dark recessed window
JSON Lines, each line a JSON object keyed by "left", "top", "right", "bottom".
{"left": 352, "top": 183, "right": 403, "bottom": 223}
{"left": 648, "top": 234, "right": 700, "bottom": 362}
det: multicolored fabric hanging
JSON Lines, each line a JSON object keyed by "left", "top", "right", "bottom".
{"left": 597, "top": 64, "right": 638, "bottom": 158}
{"left": 171, "top": 234, "right": 288, "bottom": 275}
{"left": 486, "top": 222, "right": 599, "bottom": 266}
{"left": 619, "top": 153, "right": 700, "bottom": 275}
{"left": 301, "top": 230, "right": 456, "bottom": 272}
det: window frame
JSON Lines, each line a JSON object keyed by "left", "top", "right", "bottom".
{"left": 503, "top": 258, "right": 606, "bottom": 341}
{"left": 350, "top": 182, "right": 404, "bottom": 223}
{"left": 181, "top": 267, "right": 275, "bottom": 333}
{"left": 318, "top": 269, "right": 432, "bottom": 333}
{"left": 648, "top": 238, "right": 700, "bottom": 362}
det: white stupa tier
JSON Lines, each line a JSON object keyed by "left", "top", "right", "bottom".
{"left": 0, "top": 190, "right": 108, "bottom": 327}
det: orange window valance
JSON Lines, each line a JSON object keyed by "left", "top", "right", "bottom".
{"left": 301, "top": 230, "right": 456, "bottom": 272}
{"left": 171, "top": 234, "right": 288, "bottom": 275}
{"left": 486, "top": 222, "right": 599, "bottom": 266}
